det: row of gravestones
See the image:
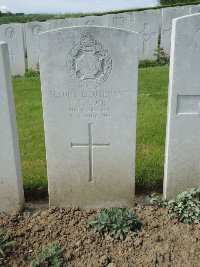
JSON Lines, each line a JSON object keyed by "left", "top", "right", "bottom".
{"left": 1, "top": 12, "right": 200, "bottom": 214}
{"left": 0, "top": 4, "right": 200, "bottom": 77}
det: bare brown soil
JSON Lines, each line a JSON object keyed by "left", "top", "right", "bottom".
{"left": 1, "top": 198, "right": 200, "bottom": 267}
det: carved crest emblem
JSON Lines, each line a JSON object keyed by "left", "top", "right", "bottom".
{"left": 112, "top": 17, "right": 125, "bottom": 27}
{"left": 140, "top": 24, "right": 153, "bottom": 41}
{"left": 5, "top": 27, "right": 15, "bottom": 39}
{"left": 67, "top": 34, "right": 112, "bottom": 88}
{"left": 32, "top": 25, "right": 42, "bottom": 36}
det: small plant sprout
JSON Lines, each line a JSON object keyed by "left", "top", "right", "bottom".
{"left": 0, "top": 229, "right": 14, "bottom": 266}
{"left": 154, "top": 46, "right": 170, "bottom": 66}
{"left": 32, "top": 243, "right": 63, "bottom": 267}
{"left": 147, "top": 193, "right": 168, "bottom": 207}
{"left": 88, "top": 207, "right": 141, "bottom": 240}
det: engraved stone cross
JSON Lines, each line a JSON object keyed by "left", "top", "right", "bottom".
{"left": 32, "top": 25, "right": 42, "bottom": 36}
{"left": 71, "top": 123, "right": 110, "bottom": 182}
{"left": 5, "top": 27, "right": 15, "bottom": 39}
{"left": 140, "top": 23, "right": 156, "bottom": 55}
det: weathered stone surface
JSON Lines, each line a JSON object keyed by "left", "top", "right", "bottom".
{"left": 47, "top": 18, "right": 77, "bottom": 30}
{"left": 0, "top": 42, "right": 24, "bottom": 213}
{"left": 106, "top": 13, "right": 131, "bottom": 30}
{"left": 127, "top": 12, "right": 135, "bottom": 30}
{"left": 190, "top": 4, "right": 200, "bottom": 14}
{"left": 181, "top": 5, "right": 191, "bottom": 15}
{"left": 25, "top": 22, "right": 50, "bottom": 70}
{"left": 76, "top": 16, "right": 106, "bottom": 26}
{"left": 164, "top": 14, "right": 200, "bottom": 199}
{"left": 161, "top": 7, "right": 189, "bottom": 55}
{"left": 0, "top": 24, "right": 26, "bottom": 75}
{"left": 39, "top": 26, "right": 138, "bottom": 208}
{"left": 133, "top": 9, "right": 161, "bottom": 60}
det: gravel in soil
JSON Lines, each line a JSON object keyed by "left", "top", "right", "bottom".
{"left": 0, "top": 199, "right": 200, "bottom": 267}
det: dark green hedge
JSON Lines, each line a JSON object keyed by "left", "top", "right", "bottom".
{"left": 160, "top": 0, "right": 198, "bottom": 5}
{"left": 1, "top": 1, "right": 200, "bottom": 25}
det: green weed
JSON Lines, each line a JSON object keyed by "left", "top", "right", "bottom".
{"left": 32, "top": 243, "right": 63, "bottom": 267}
{"left": 0, "top": 229, "right": 14, "bottom": 266}
{"left": 89, "top": 207, "right": 141, "bottom": 240}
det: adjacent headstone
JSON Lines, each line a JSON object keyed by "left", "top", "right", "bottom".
{"left": 106, "top": 13, "right": 131, "bottom": 30}
{"left": 47, "top": 18, "right": 77, "bottom": 30}
{"left": 127, "top": 12, "right": 135, "bottom": 30}
{"left": 0, "top": 42, "right": 24, "bottom": 213}
{"left": 161, "top": 7, "right": 181, "bottom": 55}
{"left": 25, "top": 22, "right": 50, "bottom": 70}
{"left": 190, "top": 4, "right": 200, "bottom": 14}
{"left": 164, "top": 14, "right": 200, "bottom": 199}
{"left": 161, "top": 7, "right": 189, "bottom": 55}
{"left": 76, "top": 16, "right": 106, "bottom": 26}
{"left": 19, "top": 23, "right": 27, "bottom": 55}
{"left": 181, "top": 5, "right": 191, "bottom": 15}
{"left": 133, "top": 9, "right": 161, "bottom": 60}
{"left": 0, "top": 24, "right": 26, "bottom": 76}
{"left": 39, "top": 26, "right": 138, "bottom": 208}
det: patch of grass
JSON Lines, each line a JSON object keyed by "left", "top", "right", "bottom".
{"left": 139, "top": 60, "right": 159, "bottom": 68}
{"left": 12, "top": 66, "right": 169, "bottom": 195}
{"left": 136, "top": 66, "right": 169, "bottom": 191}
{"left": 13, "top": 77, "right": 47, "bottom": 197}
{"left": 24, "top": 68, "right": 40, "bottom": 78}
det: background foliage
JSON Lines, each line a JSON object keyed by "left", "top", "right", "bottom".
{"left": 1, "top": 1, "right": 200, "bottom": 25}
{"left": 160, "top": 0, "right": 198, "bottom": 5}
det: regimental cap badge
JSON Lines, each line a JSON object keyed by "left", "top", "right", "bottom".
{"left": 81, "top": 34, "right": 96, "bottom": 50}
{"left": 67, "top": 33, "right": 112, "bottom": 88}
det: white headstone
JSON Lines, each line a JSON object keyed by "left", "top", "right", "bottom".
{"left": 20, "top": 23, "right": 27, "bottom": 55}
{"left": 161, "top": 7, "right": 189, "bottom": 55}
{"left": 181, "top": 5, "right": 191, "bottom": 15}
{"left": 48, "top": 18, "right": 77, "bottom": 30}
{"left": 106, "top": 13, "right": 131, "bottom": 30}
{"left": 0, "top": 24, "right": 26, "bottom": 76}
{"left": 190, "top": 4, "right": 200, "bottom": 14}
{"left": 25, "top": 22, "right": 50, "bottom": 70}
{"left": 0, "top": 42, "right": 24, "bottom": 213}
{"left": 76, "top": 16, "right": 106, "bottom": 26}
{"left": 39, "top": 26, "right": 138, "bottom": 208}
{"left": 164, "top": 14, "right": 200, "bottom": 199}
{"left": 127, "top": 12, "right": 135, "bottom": 30}
{"left": 133, "top": 9, "right": 161, "bottom": 60}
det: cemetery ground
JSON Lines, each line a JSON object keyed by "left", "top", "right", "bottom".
{"left": 1, "top": 65, "right": 200, "bottom": 266}
{"left": 1, "top": 203, "right": 200, "bottom": 266}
